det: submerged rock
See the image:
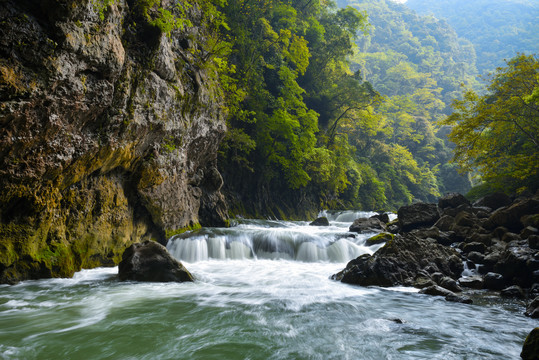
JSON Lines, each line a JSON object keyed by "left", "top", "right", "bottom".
{"left": 119, "top": 241, "right": 193, "bottom": 283}
{"left": 310, "top": 217, "right": 330, "bottom": 226}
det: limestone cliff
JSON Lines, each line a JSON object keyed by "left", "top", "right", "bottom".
{"left": 0, "top": 0, "right": 228, "bottom": 283}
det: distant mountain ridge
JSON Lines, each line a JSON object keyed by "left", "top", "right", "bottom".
{"left": 405, "top": 0, "right": 539, "bottom": 74}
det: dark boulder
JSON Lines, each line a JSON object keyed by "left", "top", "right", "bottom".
{"left": 398, "top": 202, "right": 440, "bottom": 232}
{"left": 332, "top": 233, "right": 463, "bottom": 287}
{"left": 521, "top": 226, "right": 539, "bottom": 239}
{"left": 529, "top": 235, "right": 539, "bottom": 250}
{"left": 445, "top": 293, "right": 473, "bottom": 304}
{"left": 419, "top": 285, "right": 455, "bottom": 297}
{"left": 484, "top": 199, "right": 539, "bottom": 232}
{"left": 466, "top": 251, "right": 485, "bottom": 264}
{"left": 438, "top": 276, "right": 462, "bottom": 292}
{"left": 310, "top": 217, "right": 330, "bottom": 226}
{"left": 525, "top": 297, "right": 539, "bottom": 318}
{"left": 462, "top": 242, "right": 487, "bottom": 254}
{"left": 438, "top": 193, "right": 470, "bottom": 210}
{"left": 419, "top": 285, "right": 471, "bottom": 303}
{"left": 473, "top": 192, "right": 511, "bottom": 210}
{"left": 459, "top": 276, "right": 484, "bottom": 289}
{"left": 371, "top": 213, "right": 391, "bottom": 224}
{"left": 483, "top": 272, "right": 505, "bottom": 290}
{"left": 119, "top": 241, "right": 194, "bottom": 283}
{"left": 500, "top": 285, "right": 526, "bottom": 299}
{"left": 494, "top": 241, "right": 537, "bottom": 287}
{"left": 521, "top": 327, "right": 539, "bottom": 360}
{"left": 349, "top": 217, "right": 387, "bottom": 234}
{"left": 434, "top": 215, "right": 455, "bottom": 232}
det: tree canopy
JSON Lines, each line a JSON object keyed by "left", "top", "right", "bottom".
{"left": 443, "top": 54, "right": 539, "bottom": 193}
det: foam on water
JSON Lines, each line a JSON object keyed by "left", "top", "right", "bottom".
{"left": 167, "top": 212, "right": 380, "bottom": 263}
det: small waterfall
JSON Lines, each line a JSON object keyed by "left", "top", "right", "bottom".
{"left": 318, "top": 210, "right": 397, "bottom": 226}
{"left": 167, "top": 213, "right": 386, "bottom": 263}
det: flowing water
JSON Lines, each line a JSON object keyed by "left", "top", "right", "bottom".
{"left": 0, "top": 212, "right": 535, "bottom": 359}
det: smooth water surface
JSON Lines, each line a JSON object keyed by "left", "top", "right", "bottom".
{"left": 0, "top": 213, "right": 534, "bottom": 359}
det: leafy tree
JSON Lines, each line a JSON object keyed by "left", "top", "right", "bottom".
{"left": 443, "top": 54, "right": 539, "bottom": 192}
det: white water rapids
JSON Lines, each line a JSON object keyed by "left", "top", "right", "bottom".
{"left": 0, "top": 211, "right": 534, "bottom": 359}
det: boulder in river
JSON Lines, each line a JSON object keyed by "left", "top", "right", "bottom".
{"left": 310, "top": 217, "right": 330, "bottom": 226}
{"left": 119, "top": 241, "right": 194, "bottom": 283}
{"left": 332, "top": 233, "right": 463, "bottom": 287}
{"left": 521, "top": 327, "right": 539, "bottom": 360}
{"left": 398, "top": 202, "right": 440, "bottom": 232}
{"left": 349, "top": 217, "right": 387, "bottom": 233}
{"left": 525, "top": 297, "right": 539, "bottom": 318}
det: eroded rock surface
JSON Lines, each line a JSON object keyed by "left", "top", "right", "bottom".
{"left": 0, "top": 0, "right": 228, "bottom": 283}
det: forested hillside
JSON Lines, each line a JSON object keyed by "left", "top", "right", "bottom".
{"left": 406, "top": 0, "right": 539, "bottom": 74}
{"left": 216, "top": 0, "right": 476, "bottom": 216}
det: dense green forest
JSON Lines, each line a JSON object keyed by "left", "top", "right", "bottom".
{"left": 406, "top": 0, "right": 539, "bottom": 74}
{"left": 212, "top": 0, "right": 480, "bottom": 216}
{"left": 443, "top": 54, "right": 539, "bottom": 196}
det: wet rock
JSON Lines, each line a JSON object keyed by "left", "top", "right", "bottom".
{"left": 483, "top": 272, "right": 505, "bottom": 290}
{"left": 525, "top": 297, "right": 539, "bottom": 318}
{"left": 332, "top": 233, "right": 463, "bottom": 287}
{"left": 501, "top": 232, "right": 521, "bottom": 243}
{"left": 462, "top": 242, "right": 487, "bottom": 254}
{"left": 466, "top": 233, "right": 493, "bottom": 246}
{"left": 365, "top": 233, "right": 394, "bottom": 246}
{"left": 119, "top": 241, "right": 194, "bottom": 283}
{"left": 529, "top": 235, "right": 539, "bottom": 250}
{"left": 349, "top": 217, "right": 387, "bottom": 234}
{"left": 445, "top": 293, "right": 473, "bottom": 304}
{"left": 438, "top": 193, "right": 470, "bottom": 210}
{"left": 438, "top": 276, "right": 462, "bottom": 292}
{"left": 310, "top": 217, "right": 330, "bottom": 226}
{"left": 398, "top": 202, "right": 440, "bottom": 232}
{"left": 521, "top": 226, "right": 539, "bottom": 239}
{"left": 494, "top": 241, "right": 536, "bottom": 287}
{"left": 521, "top": 327, "right": 539, "bottom": 359}
{"left": 466, "top": 251, "right": 485, "bottom": 264}
{"left": 500, "top": 285, "right": 526, "bottom": 299}
{"left": 473, "top": 192, "right": 511, "bottom": 210}
{"left": 419, "top": 285, "right": 455, "bottom": 297}
{"left": 413, "top": 277, "right": 436, "bottom": 289}
{"left": 459, "top": 276, "right": 484, "bottom": 289}
{"left": 370, "top": 213, "right": 390, "bottom": 224}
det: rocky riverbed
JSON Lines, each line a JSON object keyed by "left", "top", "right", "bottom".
{"left": 332, "top": 192, "right": 539, "bottom": 316}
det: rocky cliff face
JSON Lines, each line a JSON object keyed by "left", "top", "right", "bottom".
{"left": 0, "top": 0, "right": 228, "bottom": 283}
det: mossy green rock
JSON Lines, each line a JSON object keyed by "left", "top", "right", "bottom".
{"left": 0, "top": 0, "right": 228, "bottom": 283}
{"left": 521, "top": 327, "right": 539, "bottom": 360}
{"left": 365, "top": 232, "right": 394, "bottom": 246}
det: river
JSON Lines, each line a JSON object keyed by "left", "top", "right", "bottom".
{"left": 0, "top": 212, "right": 534, "bottom": 359}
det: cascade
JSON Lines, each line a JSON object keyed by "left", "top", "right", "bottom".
{"left": 167, "top": 212, "right": 385, "bottom": 263}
